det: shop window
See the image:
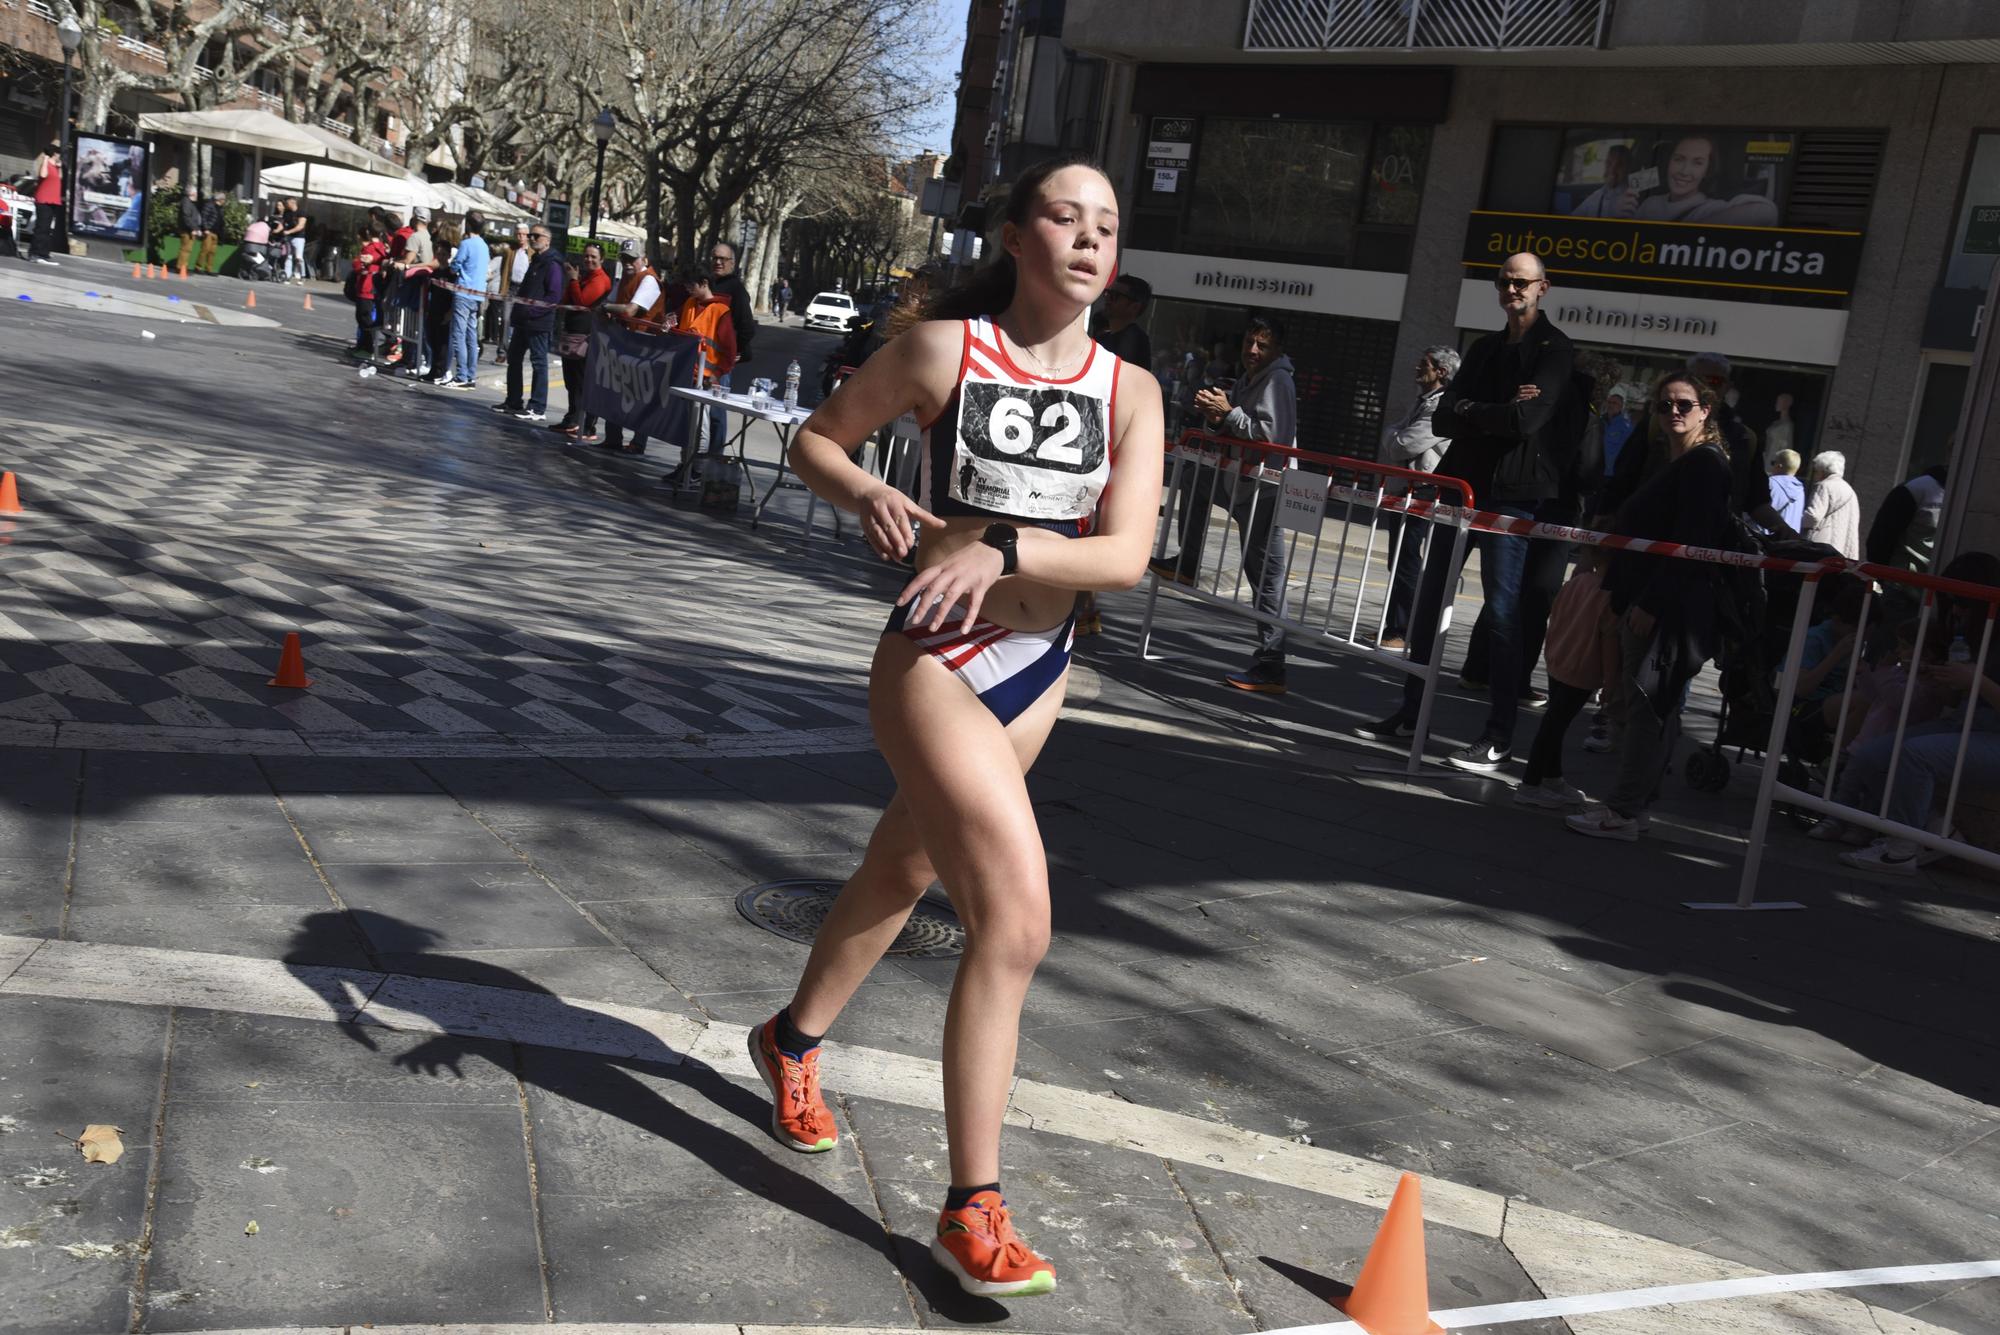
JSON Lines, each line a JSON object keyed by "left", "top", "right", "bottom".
{"left": 1362, "top": 125, "right": 1430, "bottom": 226}
{"left": 1144, "top": 298, "right": 1396, "bottom": 459}
{"left": 1906, "top": 361, "right": 1969, "bottom": 477}
{"left": 1566, "top": 340, "right": 1831, "bottom": 466}
{"left": 1942, "top": 132, "right": 2000, "bottom": 291}
{"left": 1184, "top": 118, "right": 1371, "bottom": 261}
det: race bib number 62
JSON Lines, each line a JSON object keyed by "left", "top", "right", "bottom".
{"left": 958, "top": 383, "right": 1107, "bottom": 475}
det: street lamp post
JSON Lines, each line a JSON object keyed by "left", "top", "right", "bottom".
{"left": 588, "top": 108, "right": 615, "bottom": 240}
{"left": 56, "top": 13, "right": 82, "bottom": 248}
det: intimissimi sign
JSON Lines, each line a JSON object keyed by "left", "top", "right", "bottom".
{"left": 1462, "top": 211, "right": 1863, "bottom": 308}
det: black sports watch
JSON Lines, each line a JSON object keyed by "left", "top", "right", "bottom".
{"left": 980, "top": 523, "right": 1019, "bottom": 576}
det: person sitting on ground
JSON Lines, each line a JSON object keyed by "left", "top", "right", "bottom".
{"left": 1766, "top": 449, "right": 1804, "bottom": 535}
{"left": 1800, "top": 451, "right": 1861, "bottom": 560}
{"left": 1814, "top": 551, "right": 2000, "bottom": 874}
{"left": 1787, "top": 575, "right": 1866, "bottom": 762}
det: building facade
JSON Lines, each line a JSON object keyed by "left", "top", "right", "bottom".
{"left": 1061, "top": 0, "right": 2000, "bottom": 515}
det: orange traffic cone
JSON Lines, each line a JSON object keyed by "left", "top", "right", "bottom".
{"left": 301, "top": 292, "right": 312, "bottom": 311}
{"left": 267, "top": 632, "right": 311, "bottom": 688}
{"left": 244, "top": 289, "right": 256, "bottom": 309}
{"left": 1332, "top": 1174, "right": 1443, "bottom": 1335}
{"left": 145, "top": 263, "right": 156, "bottom": 279}
{"left": 177, "top": 260, "right": 188, "bottom": 279}
{"left": 132, "top": 262, "right": 142, "bottom": 279}
{"left": 0, "top": 471, "right": 20, "bottom": 516}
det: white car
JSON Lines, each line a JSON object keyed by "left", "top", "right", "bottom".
{"left": 802, "top": 290, "right": 856, "bottom": 332}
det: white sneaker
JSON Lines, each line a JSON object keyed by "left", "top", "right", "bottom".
{"left": 1839, "top": 838, "right": 1920, "bottom": 876}
{"left": 33, "top": 257, "right": 58, "bottom": 266}
{"left": 1566, "top": 806, "right": 1644, "bottom": 841}
{"left": 1514, "top": 778, "right": 1586, "bottom": 810}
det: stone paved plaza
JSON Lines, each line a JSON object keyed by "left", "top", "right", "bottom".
{"left": 0, "top": 261, "right": 1996, "bottom": 1334}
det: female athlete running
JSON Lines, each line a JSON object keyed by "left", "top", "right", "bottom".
{"left": 747, "top": 157, "right": 1163, "bottom": 1298}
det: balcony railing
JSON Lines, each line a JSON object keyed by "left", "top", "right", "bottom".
{"left": 1244, "top": 0, "right": 1609, "bottom": 52}
{"left": 321, "top": 117, "right": 355, "bottom": 139}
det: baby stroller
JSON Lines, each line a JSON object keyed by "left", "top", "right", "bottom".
{"left": 1682, "top": 534, "right": 1841, "bottom": 797}
{"left": 238, "top": 240, "right": 280, "bottom": 282}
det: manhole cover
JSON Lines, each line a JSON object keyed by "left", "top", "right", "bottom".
{"left": 735, "top": 880, "right": 964, "bottom": 958}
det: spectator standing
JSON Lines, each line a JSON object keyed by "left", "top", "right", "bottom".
{"left": 555, "top": 243, "right": 613, "bottom": 440}
{"left": 396, "top": 207, "right": 437, "bottom": 374}
{"left": 419, "top": 221, "right": 459, "bottom": 382}
{"left": 1356, "top": 252, "right": 1576, "bottom": 771}
{"left": 1375, "top": 345, "right": 1457, "bottom": 649}
{"left": 1091, "top": 274, "right": 1153, "bottom": 369}
{"left": 1800, "top": 450, "right": 1861, "bottom": 559}
{"left": 1866, "top": 462, "right": 1949, "bottom": 573}
{"left": 704, "top": 239, "right": 758, "bottom": 452}
{"left": 441, "top": 211, "right": 489, "bottom": 390}
{"left": 282, "top": 198, "right": 310, "bottom": 283}
{"left": 667, "top": 262, "right": 740, "bottom": 486}
{"left": 600, "top": 240, "right": 665, "bottom": 454}
{"left": 1149, "top": 315, "right": 1300, "bottom": 693}
{"left": 1599, "top": 392, "right": 1634, "bottom": 477}
{"left": 491, "top": 221, "right": 529, "bottom": 353}
{"left": 1766, "top": 449, "right": 1805, "bottom": 534}
{"left": 348, "top": 222, "right": 388, "bottom": 357}
{"left": 1515, "top": 552, "right": 1617, "bottom": 809}
{"left": 176, "top": 188, "right": 204, "bottom": 274}
{"left": 27, "top": 139, "right": 62, "bottom": 265}
{"left": 779, "top": 277, "right": 792, "bottom": 322}
{"left": 499, "top": 222, "right": 563, "bottom": 422}
{"left": 1567, "top": 372, "right": 1737, "bottom": 840}
{"left": 1687, "top": 351, "right": 1787, "bottom": 536}
{"left": 194, "top": 192, "right": 223, "bottom": 275}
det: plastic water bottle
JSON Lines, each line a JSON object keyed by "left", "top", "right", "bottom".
{"left": 783, "top": 359, "right": 801, "bottom": 410}
{"left": 1949, "top": 634, "right": 1973, "bottom": 665}
{"left": 357, "top": 363, "right": 377, "bottom": 379}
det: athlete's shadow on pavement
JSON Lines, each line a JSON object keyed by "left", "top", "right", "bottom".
{"left": 283, "top": 909, "right": 1009, "bottom": 1324}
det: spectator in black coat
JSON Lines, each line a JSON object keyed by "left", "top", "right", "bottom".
{"left": 500, "top": 223, "right": 565, "bottom": 421}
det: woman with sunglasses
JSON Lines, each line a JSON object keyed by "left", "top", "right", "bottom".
{"left": 1568, "top": 372, "right": 1735, "bottom": 840}
{"left": 750, "top": 158, "right": 1163, "bottom": 1298}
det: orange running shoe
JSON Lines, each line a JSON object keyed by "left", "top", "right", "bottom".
{"left": 931, "top": 1190, "right": 1057, "bottom": 1297}
{"left": 747, "top": 1016, "right": 837, "bottom": 1152}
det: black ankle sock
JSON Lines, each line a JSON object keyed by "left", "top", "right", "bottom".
{"left": 773, "top": 1007, "right": 823, "bottom": 1057}
{"left": 944, "top": 1182, "right": 1001, "bottom": 1212}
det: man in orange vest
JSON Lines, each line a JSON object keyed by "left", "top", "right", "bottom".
{"left": 599, "top": 240, "right": 667, "bottom": 454}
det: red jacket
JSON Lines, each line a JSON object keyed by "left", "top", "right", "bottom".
{"left": 352, "top": 240, "right": 388, "bottom": 302}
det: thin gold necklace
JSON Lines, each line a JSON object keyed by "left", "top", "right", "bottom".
{"left": 999, "top": 324, "right": 1087, "bottom": 376}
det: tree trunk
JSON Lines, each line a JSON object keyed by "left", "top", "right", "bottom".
{"left": 645, "top": 144, "right": 663, "bottom": 267}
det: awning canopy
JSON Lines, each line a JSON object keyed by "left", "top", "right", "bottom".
{"left": 258, "top": 161, "right": 441, "bottom": 212}
{"left": 588, "top": 217, "right": 647, "bottom": 242}
{"left": 137, "top": 108, "right": 404, "bottom": 177}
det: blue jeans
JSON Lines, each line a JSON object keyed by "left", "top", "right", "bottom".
{"left": 1836, "top": 715, "right": 2000, "bottom": 834}
{"left": 506, "top": 326, "right": 551, "bottom": 412}
{"left": 704, "top": 370, "right": 734, "bottom": 457}
{"left": 1398, "top": 503, "right": 1536, "bottom": 748}
{"left": 448, "top": 300, "right": 480, "bottom": 383}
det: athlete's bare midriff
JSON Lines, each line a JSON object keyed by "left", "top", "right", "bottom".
{"left": 913, "top": 516, "right": 1078, "bottom": 632}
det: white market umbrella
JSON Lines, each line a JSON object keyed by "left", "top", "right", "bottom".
{"left": 258, "top": 161, "right": 443, "bottom": 212}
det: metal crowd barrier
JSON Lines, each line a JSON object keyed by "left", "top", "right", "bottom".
{"left": 1734, "top": 558, "right": 2000, "bottom": 908}
{"left": 1138, "top": 429, "right": 1477, "bottom": 774}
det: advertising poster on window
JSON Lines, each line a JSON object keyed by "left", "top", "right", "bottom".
{"left": 1555, "top": 128, "right": 1793, "bottom": 227}
{"left": 69, "top": 134, "right": 148, "bottom": 243}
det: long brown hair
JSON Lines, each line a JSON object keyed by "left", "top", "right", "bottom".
{"left": 1647, "top": 372, "right": 1725, "bottom": 452}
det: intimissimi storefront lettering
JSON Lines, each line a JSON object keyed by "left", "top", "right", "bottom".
{"left": 1193, "top": 269, "right": 1315, "bottom": 298}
